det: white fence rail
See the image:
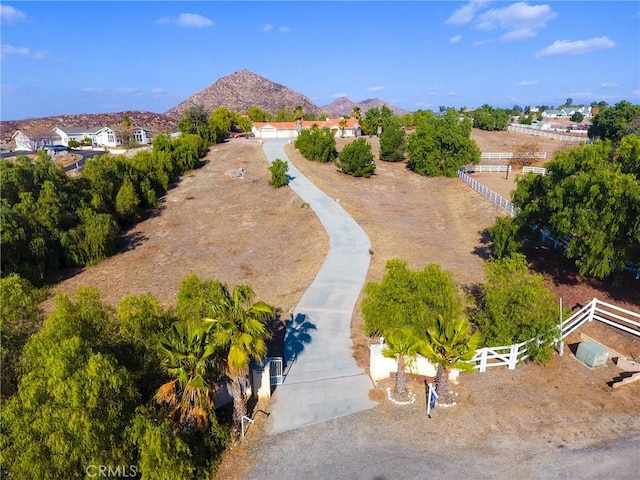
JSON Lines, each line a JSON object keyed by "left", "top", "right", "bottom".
{"left": 508, "top": 124, "right": 592, "bottom": 143}
{"left": 457, "top": 169, "right": 516, "bottom": 216}
{"left": 471, "top": 298, "right": 640, "bottom": 372}
{"left": 466, "top": 164, "right": 511, "bottom": 173}
{"left": 481, "top": 152, "right": 547, "bottom": 161}
{"left": 522, "top": 166, "right": 548, "bottom": 175}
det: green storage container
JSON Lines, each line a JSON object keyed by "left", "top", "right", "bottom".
{"left": 576, "top": 341, "right": 609, "bottom": 367}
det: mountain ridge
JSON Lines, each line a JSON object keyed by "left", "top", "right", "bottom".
{"left": 2, "top": 70, "right": 408, "bottom": 142}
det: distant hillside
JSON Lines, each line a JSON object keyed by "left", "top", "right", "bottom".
{"left": 166, "top": 70, "right": 320, "bottom": 118}
{"left": 1, "top": 111, "right": 178, "bottom": 144}
{"left": 322, "top": 97, "right": 408, "bottom": 117}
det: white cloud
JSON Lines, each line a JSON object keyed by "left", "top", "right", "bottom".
{"left": 427, "top": 87, "right": 443, "bottom": 95}
{"left": 599, "top": 82, "right": 619, "bottom": 88}
{"left": 518, "top": 80, "right": 539, "bottom": 86}
{"left": 449, "top": 35, "right": 462, "bottom": 44}
{"left": 1, "top": 44, "right": 45, "bottom": 60}
{"left": 332, "top": 92, "right": 348, "bottom": 98}
{"left": 447, "top": 91, "right": 457, "bottom": 96}
{"left": 535, "top": 36, "right": 615, "bottom": 58}
{"left": 445, "top": 1, "right": 490, "bottom": 25}
{"left": 81, "top": 87, "right": 104, "bottom": 93}
{"left": 366, "top": 86, "right": 385, "bottom": 92}
{"left": 263, "top": 24, "right": 290, "bottom": 33}
{"left": 157, "top": 13, "right": 214, "bottom": 28}
{"left": 632, "top": 89, "right": 640, "bottom": 97}
{"left": 415, "top": 101, "right": 432, "bottom": 108}
{"left": 151, "top": 88, "right": 167, "bottom": 94}
{"left": 477, "top": 2, "right": 556, "bottom": 41}
{"left": 474, "top": 39, "right": 491, "bottom": 46}
{"left": 1, "top": 5, "right": 27, "bottom": 24}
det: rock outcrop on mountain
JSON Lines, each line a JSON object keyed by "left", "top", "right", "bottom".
{"left": 322, "top": 97, "right": 408, "bottom": 117}
{"left": 165, "top": 70, "right": 320, "bottom": 118}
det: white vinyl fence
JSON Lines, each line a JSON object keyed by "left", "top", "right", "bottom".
{"left": 522, "top": 166, "right": 548, "bottom": 175}
{"left": 471, "top": 298, "right": 640, "bottom": 372}
{"left": 480, "top": 152, "right": 547, "bottom": 161}
{"left": 457, "top": 169, "right": 516, "bottom": 216}
{"left": 465, "top": 164, "right": 511, "bottom": 173}
{"left": 508, "top": 124, "right": 592, "bottom": 143}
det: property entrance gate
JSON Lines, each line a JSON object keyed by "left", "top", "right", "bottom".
{"left": 267, "top": 357, "right": 283, "bottom": 386}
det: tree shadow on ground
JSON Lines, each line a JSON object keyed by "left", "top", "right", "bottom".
{"left": 526, "top": 245, "right": 640, "bottom": 305}
{"left": 119, "top": 230, "right": 149, "bottom": 253}
{"left": 472, "top": 229, "right": 494, "bottom": 260}
{"left": 283, "top": 313, "right": 317, "bottom": 368}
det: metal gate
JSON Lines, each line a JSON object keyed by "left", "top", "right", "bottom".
{"left": 267, "top": 357, "right": 283, "bottom": 385}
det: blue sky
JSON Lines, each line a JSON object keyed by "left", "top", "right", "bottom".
{"left": 1, "top": 1, "right": 639, "bottom": 120}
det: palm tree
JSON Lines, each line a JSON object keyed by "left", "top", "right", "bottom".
{"left": 293, "top": 105, "right": 305, "bottom": 134}
{"left": 205, "top": 284, "right": 274, "bottom": 429}
{"left": 419, "top": 316, "right": 482, "bottom": 404}
{"left": 351, "top": 106, "right": 362, "bottom": 136}
{"left": 382, "top": 326, "right": 422, "bottom": 401}
{"left": 155, "top": 320, "right": 221, "bottom": 433}
{"left": 338, "top": 116, "right": 348, "bottom": 138}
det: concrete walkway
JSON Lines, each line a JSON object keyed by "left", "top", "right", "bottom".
{"left": 261, "top": 139, "right": 377, "bottom": 434}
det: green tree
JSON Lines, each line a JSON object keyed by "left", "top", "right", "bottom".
{"left": 361, "top": 259, "right": 464, "bottom": 336}
{"left": 419, "top": 316, "right": 482, "bottom": 404}
{"left": 293, "top": 105, "right": 305, "bottom": 134}
{"left": 570, "top": 111, "right": 584, "bottom": 123}
{"left": 510, "top": 139, "right": 640, "bottom": 278}
{"left": 246, "top": 105, "right": 272, "bottom": 122}
{"left": 179, "top": 105, "right": 214, "bottom": 144}
{"left": 382, "top": 326, "right": 422, "bottom": 401}
{"left": 115, "top": 175, "right": 141, "bottom": 224}
{"left": 589, "top": 100, "right": 640, "bottom": 143}
{"left": 336, "top": 138, "right": 376, "bottom": 177}
{"left": 209, "top": 107, "right": 236, "bottom": 143}
{"left": 294, "top": 125, "right": 336, "bottom": 162}
{"left": 175, "top": 274, "right": 226, "bottom": 323}
{"left": 379, "top": 120, "right": 406, "bottom": 162}
{"left": 407, "top": 109, "right": 480, "bottom": 177}
{"left": 471, "top": 105, "right": 510, "bottom": 131}
{"left": 352, "top": 106, "right": 362, "bottom": 136}
{"left": 0, "top": 274, "right": 46, "bottom": 396}
{"left": 205, "top": 284, "right": 274, "bottom": 430}
{"left": 269, "top": 158, "right": 289, "bottom": 188}
{"left": 155, "top": 320, "right": 222, "bottom": 433}
{"left": 1, "top": 288, "right": 138, "bottom": 479}
{"left": 474, "top": 254, "right": 562, "bottom": 363}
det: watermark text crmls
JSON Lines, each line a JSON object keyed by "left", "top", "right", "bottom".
{"left": 85, "top": 465, "right": 138, "bottom": 478}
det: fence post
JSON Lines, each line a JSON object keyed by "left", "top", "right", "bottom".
{"left": 588, "top": 297, "right": 597, "bottom": 321}
{"left": 479, "top": 348, "right": 488, "bottom": 373}
{"left": 508, "top": 344, "right": 519, "bottom": 370}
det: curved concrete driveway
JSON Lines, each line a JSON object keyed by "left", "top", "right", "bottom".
{"left": 262, "top": 139, "right": 377, "bottom": 434}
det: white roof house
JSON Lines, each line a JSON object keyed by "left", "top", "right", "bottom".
{"left": 53, "top": 126, "right": 154, "bottom": 147}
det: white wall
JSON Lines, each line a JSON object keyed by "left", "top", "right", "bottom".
{"left": 369, "top": 343, "right": 459, "bottom": 382}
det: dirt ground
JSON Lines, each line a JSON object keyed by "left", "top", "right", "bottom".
{"left": 43, "top": 130, "right": 640, "bottom": 478}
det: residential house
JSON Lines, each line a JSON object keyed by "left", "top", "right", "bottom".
{"left": 252, "top": 118, "right": 357, "bottom": 139}
{"left": 11, "top": 129, "right": 57, "bottom": 151}
{"left": 54, "top": 126, "right": 153, "bottom": 147}
{"left": 542, "top": 106, "right": 592, "bottom": 119}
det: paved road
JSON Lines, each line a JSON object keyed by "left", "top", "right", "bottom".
{"left": 261, "top": 139, "right": 377, "bottom": 435}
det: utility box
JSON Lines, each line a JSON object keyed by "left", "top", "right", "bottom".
{"left": 576, "top": 341, "right": 609, "bottom": 367}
